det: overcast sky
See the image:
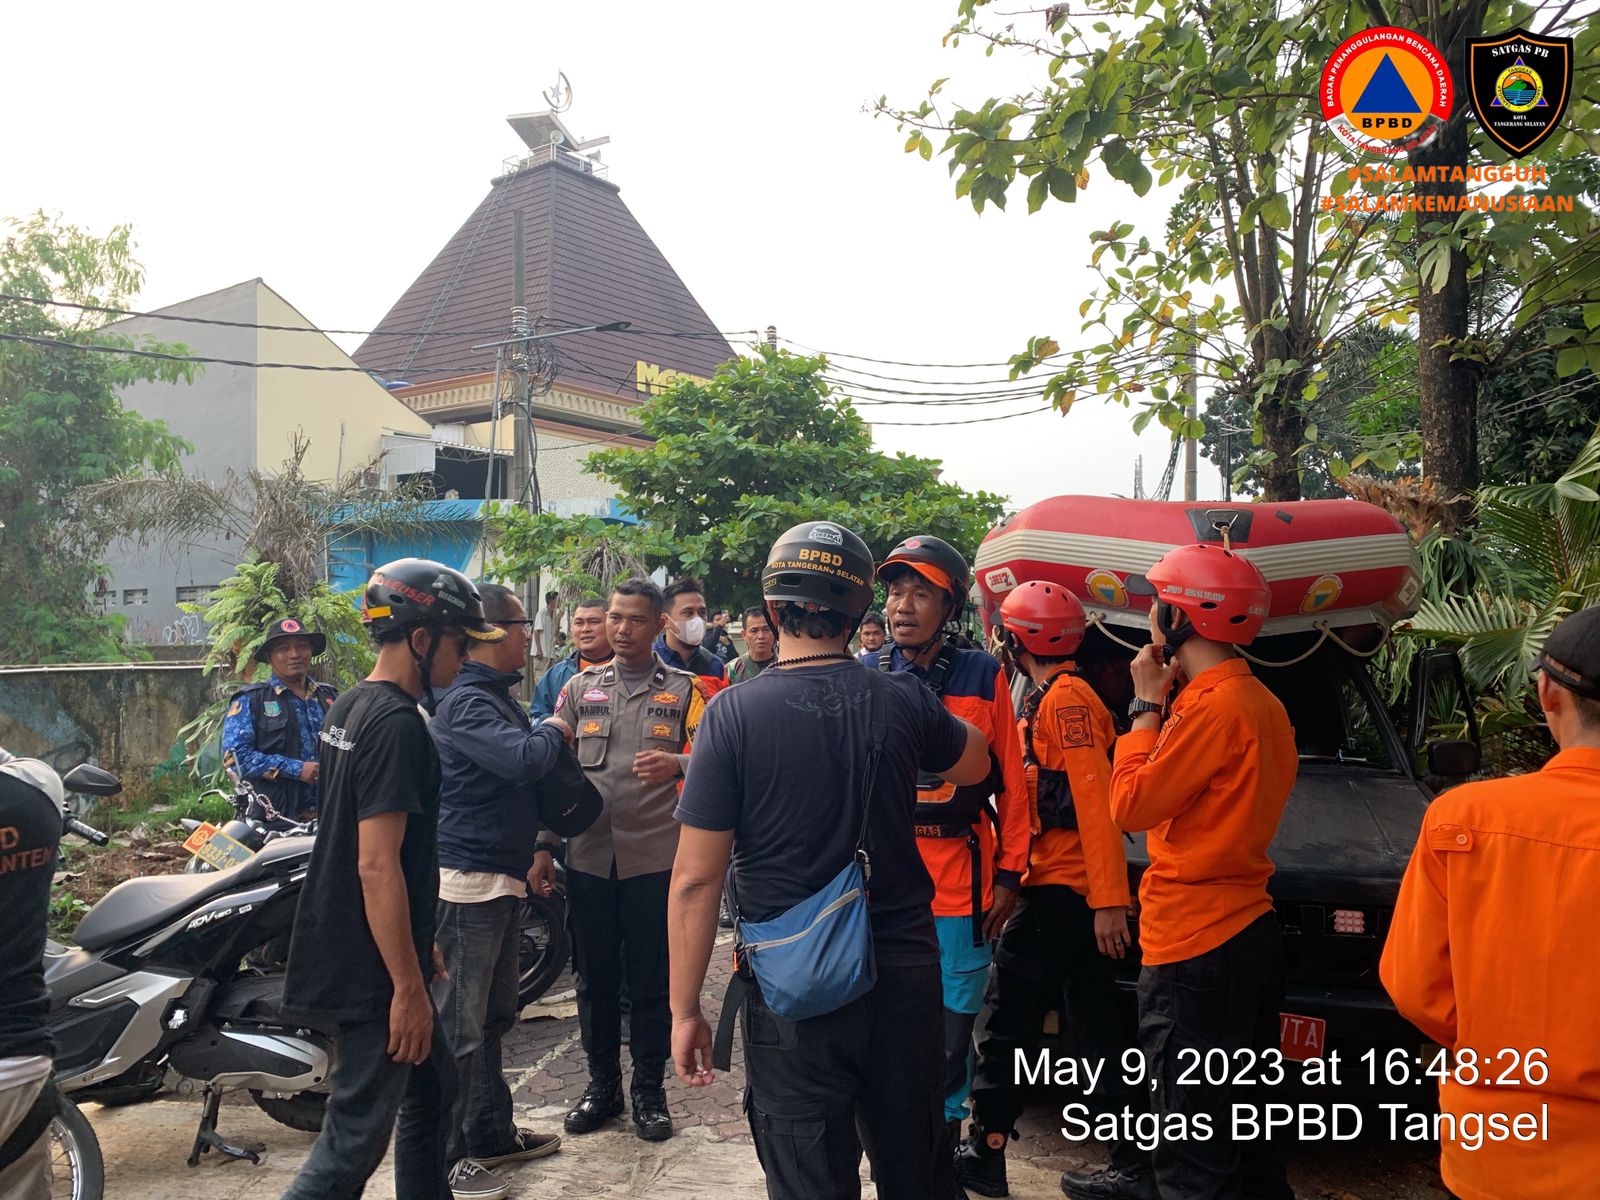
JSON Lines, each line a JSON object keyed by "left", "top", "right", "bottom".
{"left": 5, "top": 1, "right": 1227, "bottom": 511}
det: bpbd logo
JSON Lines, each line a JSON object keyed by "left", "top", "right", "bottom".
{"left": 1322, "top": 27, "right": 1453, "bottom": 156}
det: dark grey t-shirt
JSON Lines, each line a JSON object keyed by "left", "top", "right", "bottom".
{"left": 676, "top": 660, "right": 966, "bottom": 967}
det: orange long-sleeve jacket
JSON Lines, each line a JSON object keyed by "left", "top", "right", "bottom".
{"left": 1020, "top": 670, "right": 1130, "bottom": 910}
{"left": 1110, "top": 657, "right": 1297, "bottom": 966}
{"left": 888, "top": 645, "right": 1031, "bottom": 917}
{"left": 1380, "top": 746, "right": 1600, "bottom": 1200}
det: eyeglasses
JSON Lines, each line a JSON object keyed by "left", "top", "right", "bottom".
{"left": 494, "top": 619, "right": 536, "bottom": 630}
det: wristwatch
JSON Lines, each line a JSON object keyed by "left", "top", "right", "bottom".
{"left": 1127, "top": 698, "right": 1164, "bottom": 720}
{"left": 533, "top": 840, "right": 562, "bottom": 858}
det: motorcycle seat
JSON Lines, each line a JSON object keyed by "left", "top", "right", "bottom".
{"left": 73, "top": 836, "right": 313, "bottom": 952}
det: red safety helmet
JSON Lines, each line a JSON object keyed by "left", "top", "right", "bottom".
{"left": 1127, "top": 543, "right": 1272, "bottom": 644}
{"left": 997, "top": 581, "right": 1087, "bottom": 657}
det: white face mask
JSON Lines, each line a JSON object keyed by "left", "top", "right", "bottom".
{"left": 677, "top": 615, "right": 707, "bottom": 645}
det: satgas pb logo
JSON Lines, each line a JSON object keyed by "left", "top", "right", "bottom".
{"left": 1466, "top": 27, "right": 1574, "bottom": 159}
{"left": 1321, "top": 27, "right": 1453, "bottom": 156}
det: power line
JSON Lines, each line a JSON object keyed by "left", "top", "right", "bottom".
{"left": 0, "top": 292, "right": 502, "bottom": 341}
{"left": 867, "top": 404, "right": 1055, "bottom": 427}
{"left": 0, "top": 292, "right": 757, "bottom": 345}
{"left": 0, "top": 330, "right": 483, "bottom": 375}
{"left": 779, "top": 335, "right": 1062, "bottom": 371}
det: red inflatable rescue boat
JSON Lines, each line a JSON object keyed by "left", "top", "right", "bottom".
{"left": 974, "top": 496, "right": 1421, "bottom": 639}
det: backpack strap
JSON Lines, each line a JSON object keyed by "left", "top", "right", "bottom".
{"left": 715, "top": 665, "right": 890, "bottom": 1072}
{"left": 853, "top": 668, "right": 888, "bottom": 869}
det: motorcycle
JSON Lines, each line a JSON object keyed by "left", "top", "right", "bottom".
{"left": 47, "top": 763, "right": 333, "bottom": 1190}
{"left": 179, "top": 772, "right": 568, "bottom": 1008}
{"left": 178, "top": 773, "right": 314, "bottom": 874}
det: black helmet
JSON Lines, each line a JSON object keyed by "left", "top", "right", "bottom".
{"left": 361, "top": 558, "right": 505, "bottom": 644}
{"left": 877, "top": 535, "right": 970, "bottom": 606}
{"left": 762, "top": 521, "right": 875, "bottom": 619}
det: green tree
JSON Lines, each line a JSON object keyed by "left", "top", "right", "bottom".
{"left": 1200, "top": 324, "right": 1421, "bottom": 497}
{"left": 880, "top": 0, "right": 1600, "bottom": 509}
{"left": 0, "top": 213, "right": 195, "bottom": 663}
{"left": 489, "top": 348, "right": 1007, "bottom": 604}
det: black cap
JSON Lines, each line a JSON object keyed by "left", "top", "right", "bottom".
{"left": 1538, "top": 606, "right": 1600, "bottom": 699}
{"left": 255, "top": 618, "right": 328, "bottom": 664}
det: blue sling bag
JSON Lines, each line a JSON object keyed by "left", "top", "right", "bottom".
{"left": 712, "top": 668, "right": 887, "bottom": 1068}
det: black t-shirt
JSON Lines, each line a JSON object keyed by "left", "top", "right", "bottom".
{"left": 283, "top": 681, "right": 441, "bottom": 1024}
{"left": 0, "top": 767, "right": 62, "bottom": 1060}
{"left": 676, "top": 660, "right": 966, "bottom": 967}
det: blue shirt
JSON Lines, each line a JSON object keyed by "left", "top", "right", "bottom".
{"left": 651, "top": 635, "right": 727, "bottom": 680}
{"left": 221, "top": 674, "right": 335, "bottom": 811}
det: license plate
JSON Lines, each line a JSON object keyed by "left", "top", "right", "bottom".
{"left": 182, "top": 822, "right": 255, "bottom": 871}
{"left": 1279, "top": 1012, "right": 1327, "bottom": 1062}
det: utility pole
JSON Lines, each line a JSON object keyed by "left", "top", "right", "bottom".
{"left": 511, "top": 209, "right": 532, "bottom": 521}
{"left": 1183, "top": 336, "right": 1198, "bottom": 502}
{"left": 766, "top": 325, "right": 778, "bottom": 350}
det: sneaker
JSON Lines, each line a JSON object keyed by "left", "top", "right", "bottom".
{"left": 448, "top": 1159, "right": 510, "bottom": 1200}
{"left": 718, "top": 896, "right": 735, "bottom": 928}
{"left": 473, "top": 1126, "right": 562, "bottom": 1167}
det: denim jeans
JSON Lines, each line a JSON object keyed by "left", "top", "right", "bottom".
{"left": 431, "top": 896, "right": 521, "bottom": 1163}
{"left": 280, "top": 1005, "right": 454, "bottom": 1200}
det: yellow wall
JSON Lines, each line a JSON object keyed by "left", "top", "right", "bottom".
{"left": 253, "top": 283, "right": 431, "bottom": 479}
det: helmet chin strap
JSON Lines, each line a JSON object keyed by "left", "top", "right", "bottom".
{"left": 411, "top": 625, "right": 443, "bottom": 713}
{"left": 1155, "top": 601, "right": 1199, "bottom": 657}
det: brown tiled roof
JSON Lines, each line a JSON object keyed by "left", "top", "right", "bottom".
{"left": 352, "top": 158, "right": 734, "bottom": 410}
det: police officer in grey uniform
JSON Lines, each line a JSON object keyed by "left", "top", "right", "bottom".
{"left": 544, "top": 576, "right": 703, "bottom": 1143}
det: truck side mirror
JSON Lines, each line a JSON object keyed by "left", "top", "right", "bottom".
{"left": 1426, "top": 739, "right": 1480, "bottom": 779}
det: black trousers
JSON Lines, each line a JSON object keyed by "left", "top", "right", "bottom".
{"left": 742, "top": 963, "right": 954, "bottom": 1200}
{"left": 971, "top": 885, "right": 1147, "bottom": 1175}
{"left": 1137, "top": 912, "right": 1294, "bottom": 1200}
{"left": 285, "top": 1006, "right": 453, "bottom": 1200}
{"left": 566, "top": 864, "right": 671, "bottom": 1085}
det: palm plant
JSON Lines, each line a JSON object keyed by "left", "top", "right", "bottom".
{"left": 84, "top": 430, "right": 482, "bottom": 779}
{"left": 1400, "top": 421, "right": 1600, "bottom": 766}
{"left": 81, "top": 431, "right": 470, "bottom": 602}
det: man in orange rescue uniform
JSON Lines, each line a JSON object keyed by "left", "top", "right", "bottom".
{"left": 1095, "top": 543, "right": 1296, "bottom": 1200}
{"left": 877, "top": 535, "right": 1030, "bottom": 1169}
{"left": 958, "top": 581, "right": 1151, "bottom": 1200}
{"left": 1381, "top": 605, "right": 1600, "bottom": 1200}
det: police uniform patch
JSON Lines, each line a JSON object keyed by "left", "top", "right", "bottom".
{"left": 554, "top": 690, "right": 567, "bottom": 713}
{"left": 651, "top": 722, "right": 673, "bottom": 738}
{"left": 263, "top": 700, "right": 282, "bottom": 718}
{"left": 581, "top": 719, "right": 602, "bottom": 735}
{"left": 1058, "top": 706, "right": 1093, "bottom": 748}
{"left": 227, "top": 700, "right": 242, "bottom": 717}
{"left": 584, "top": 689, "right": 610, "bottom": 702}
{"left": 651, "top": 691, "right": 680, "bottom": 705}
